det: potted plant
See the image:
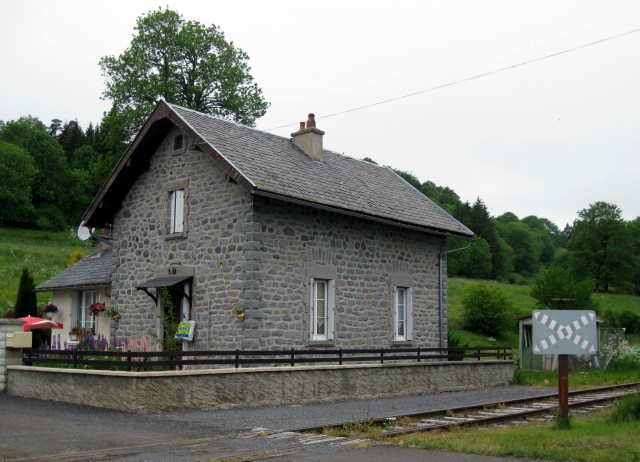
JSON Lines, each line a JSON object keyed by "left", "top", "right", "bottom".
{"left": 89, "top": 302, "right": 106, "bottom": 316}
{"left": 107, "top": 307, "right": 120, "bottom": 321}
{"left": 42, "top": 303, "right": 58, "bottom": 319}
{"left": 231, "top": 306, "right": 246, "bottom": 321}
{"left": 70, "top": 326, "right": 84, "bottom": 340}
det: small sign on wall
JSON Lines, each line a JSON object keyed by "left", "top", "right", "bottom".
{"left": 532, "top": 310, "right": 597, "bottom": 355}
{"left": 175, "top": 320, "right": 195, "bottom": 341}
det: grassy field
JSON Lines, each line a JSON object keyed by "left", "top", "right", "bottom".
{"left": 400, "top": 409, "right": 640, "bottom": 462}
{"left": 448, "top": 277, "right": 640, "bottom": 347}
{"left": 0, "top": 227, "right": 89, "bottom": 312}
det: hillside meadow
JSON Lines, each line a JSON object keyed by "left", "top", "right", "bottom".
{"left": 0, "top": 227, "right": 89, "bottom": 311}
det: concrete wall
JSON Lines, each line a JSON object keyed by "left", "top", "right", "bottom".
{"left": 0, "top": 319, "right": 25, "bottom": 392}
{"left": 7, "top": 361, "right": 514, "bottom": 412}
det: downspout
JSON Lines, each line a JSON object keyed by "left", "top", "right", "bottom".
{"left": 438, "top": 240, "right": 472, "bottom": 348}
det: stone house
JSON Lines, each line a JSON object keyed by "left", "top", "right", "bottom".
{"left": 42, "top": 100, "right": 472, "bottom": 351}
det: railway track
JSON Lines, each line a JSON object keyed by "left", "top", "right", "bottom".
{"left": 286, "top": 382, "right": 640, "bottom": 438}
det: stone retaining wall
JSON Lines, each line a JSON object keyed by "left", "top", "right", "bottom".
{"left": 7, "top": 361, "right": 514, "bottom": 412}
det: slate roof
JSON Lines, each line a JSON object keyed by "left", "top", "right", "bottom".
{"left": 84, "top": 101, "right": 472, "bottom": 238}
{"left": 35, "top": 251, "right": 112, "bottom": 291}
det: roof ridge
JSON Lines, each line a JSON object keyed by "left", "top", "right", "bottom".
{"left": 168, "top": 102, "right": 394, "bottom": 172}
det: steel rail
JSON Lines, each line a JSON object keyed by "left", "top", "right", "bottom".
{"left": 284, "top": 382, "right": 640, "bottom": 436}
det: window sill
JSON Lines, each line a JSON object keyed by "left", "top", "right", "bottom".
{"left": 165, "top": 232, "right": 187, "bottom": 240}
{"left": 305, "top": 340, "right": 336, "bottom": 348}
{"left": 391, "top": 340, "right": 414, "bottom": 347}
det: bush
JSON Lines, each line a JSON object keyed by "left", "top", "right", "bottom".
{"left": 34, "top": 204, "right": 66, "bottom": 231}
{"left": 67, "top": 249, "right": 86, "bottom": 267}
{"left": 609, "top": 394, "right": 640, "bottom": 422}
{"left": 462, "top": 284, "right": 513, "bottom": 335}
{"left": 618, "top": 310, "right": 640, "bottom": 334}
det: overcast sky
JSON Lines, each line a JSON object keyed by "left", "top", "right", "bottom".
{"left": 2, "top": 0, "right": 639, "bottom": 228}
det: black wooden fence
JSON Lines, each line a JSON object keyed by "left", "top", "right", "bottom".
{"left": 22, "top": 346, "right": 513, "bottom": 371}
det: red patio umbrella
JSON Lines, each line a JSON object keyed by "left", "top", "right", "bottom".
{"left": 18, "top": 315, "right": 64, "bottom": 331}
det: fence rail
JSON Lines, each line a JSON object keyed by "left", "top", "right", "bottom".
{"left": 22, "top": 346, "right": 512, "bottom": 371}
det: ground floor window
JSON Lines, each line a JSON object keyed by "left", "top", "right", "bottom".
{"left": 311, "top": 279, "right": 334, "bottom": 341}
{"left": 394, "top": 287, "right": 413, "bottom": 341}
{"left": 79, "top": 290, "right": 98, "bottom": 333}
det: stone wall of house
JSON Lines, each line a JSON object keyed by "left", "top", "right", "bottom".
{"left": 110, "top": 125, "right": 448, "bottom": 351}
{"left": 7, "top": 361, "right": 513, "bottom": 412}
{"left": 111, "top": 126, "right": 254, "bottom": 349}
{"left": 0, "top": 319, "right": 25, "bottom": 392}
{"left": 246, "top": 196, "right": 446, "bottom": 349}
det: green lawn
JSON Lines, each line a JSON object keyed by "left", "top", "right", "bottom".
{"left": 0, "top": 227, "right": 88, "bottom": 313}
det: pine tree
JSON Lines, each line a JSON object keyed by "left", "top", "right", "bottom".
{"left": 14, "top": 267, "right": 37, "bottom": 318}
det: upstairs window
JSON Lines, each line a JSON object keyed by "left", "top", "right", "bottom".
{"left": 173, "top": 135, "right": 184, "bottom": 151}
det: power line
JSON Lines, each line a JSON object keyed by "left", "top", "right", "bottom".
{"left": 263, "top": 27, "right": 640, "bottom": 132}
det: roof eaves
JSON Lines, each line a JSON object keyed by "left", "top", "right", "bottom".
{"left": 385, "top": 166, "right": 474, "bottom": 237}
{"left": 83, "top": 101, "right": 176, "bottom": 227}
{"left": 253, "top": 189, "right": 473, "bottom": 239}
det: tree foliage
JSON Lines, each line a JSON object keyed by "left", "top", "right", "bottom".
{"left": 530, "top": 266, "right": 596, "bottom": 310}
{"left": 447, "top": 236, "right": 492, "bottom": 279}
{"left": 569, "top": 202, "right": 631, "bottom": 293}
{"left": 99, "top": 7, "right": 269, "bottom": 141}
{"left": 0, "top": 117, "right": 70, "bottom": 230}
{"left": 0, "top": 141, "right": 36, "bottom": 225}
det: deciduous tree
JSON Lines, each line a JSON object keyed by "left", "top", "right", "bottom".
{"left": 100, "top": 7, "right": 269, "bottom": 141}
{"left": 530, "top": 266, "right": 596, "bottom": 310}
{"left": 569, "top": 202, "right": 631, "bottom": 293}
{"left": 0, "top": 141, "right": 36, "bottom": 225}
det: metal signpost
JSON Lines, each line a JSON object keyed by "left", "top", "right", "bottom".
{"left": 532, "top": 309, "right": 598, "bottom": 426}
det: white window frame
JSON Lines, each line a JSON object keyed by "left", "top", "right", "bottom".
{"left": 80, "top": 290, "right": 98, "bottom": 332}
{"left": 169, "top": 189, "right": 185, "bottom": 234}
{"left": 311, "top": 278, "right": 335, "bottom": 341}
{"left": 394, "top": 286, "right": 413, "bottom": 341}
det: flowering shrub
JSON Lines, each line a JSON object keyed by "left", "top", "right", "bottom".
{"left": 89, "top": 302, "right": 106, "bottom": 316}
{"left": 77, "top": 332, "right": 109, "bottom": 351}
{"left": 43, "top": 303, "right": 59, "bottom": 313}
{"left": 602, "top": 335, "right": 640, "bottom": 369}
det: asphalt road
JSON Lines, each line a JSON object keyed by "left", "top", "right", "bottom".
{"left": 0, "top": 388, "right": 546, "bottom": 461}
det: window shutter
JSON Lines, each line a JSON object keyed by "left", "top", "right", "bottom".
{"left": 406, "top": 287, "right": 414, "bottom": 341}
{"left": 309, "top": 278, "right": 315, "bottom": 338}
{"left": 327, "top": 279, "right": 335, "bottom": 340}
{"left": 393, "top": 286, "right": 399, "bottom": 338}
{"left": 174, "top": 189, "right": 185, "bottom": 232}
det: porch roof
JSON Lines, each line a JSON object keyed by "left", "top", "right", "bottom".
{"left": 35, "top": 251, "right": 112, "bottom": 292}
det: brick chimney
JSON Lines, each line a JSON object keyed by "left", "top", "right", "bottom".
{"left": 291, "top": 113, "right": 325, "bottom": 161}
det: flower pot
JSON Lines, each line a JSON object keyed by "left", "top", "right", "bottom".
{"left": 44, "top": 312, "right": 55, "bottom": 319}
{"left": 237, "top": 312, "right": 246, "bottom": 321}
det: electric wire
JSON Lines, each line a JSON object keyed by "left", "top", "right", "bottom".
{"left": 262, "top": 27, "right": 640, "bottom": 132}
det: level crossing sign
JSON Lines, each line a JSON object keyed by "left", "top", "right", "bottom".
{"left": 532, "top": 310, "right": 597, "bottom": 356}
